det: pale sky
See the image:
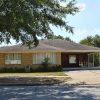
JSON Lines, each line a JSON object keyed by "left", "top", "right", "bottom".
{"left": 51, "top": 0, "right": 100, "bottom": 43}
{"left": 1, "top": 0, "right": 100, "bottom": 46}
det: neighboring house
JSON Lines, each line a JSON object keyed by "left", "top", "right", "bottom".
{"left": 0, "top": 39, "right": 100, "bottom": 68}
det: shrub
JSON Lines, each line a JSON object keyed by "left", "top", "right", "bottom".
{"left": 0, "top": 65, "right": 62, "bottom": 73}
{"left": 42, "top": 57, "right": 50, "bottom": 66}
{"left": 41, "top": 57, "right": 50, "bottom": 71}
{"left": 30, "top": 66, "right": 45, "bottom": 72}
{"left": 48, "top": 65, "right": 62, "bottom": 72}
{"left": 0, "top": 67, "right": 25, "bottom": 73}
{"left": 30, "top": 65, "right": 62, "bottom": 72}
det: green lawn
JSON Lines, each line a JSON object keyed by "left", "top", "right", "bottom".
{"left": 0, "top": 72, "right": 67, "bottom": 77}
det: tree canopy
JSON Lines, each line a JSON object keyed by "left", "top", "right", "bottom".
{"left": 0, "top": 0, "right": 78, "bottom": 47}
{"left": 80, "top": 35, "right": 100, "bottom": 66}
{"left": 46, "top": 34, "right": 73, "bottom": 42}
{"left": 80, "top": 35, "right": 100, "bottom": 47}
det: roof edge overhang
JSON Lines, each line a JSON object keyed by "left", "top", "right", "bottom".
{"left": 0, "top": 50, "right": 61, "bottom": 53}
{"left": 0, "top": 50, "right": 100, "bottom": 53}
{"left": 62, "top": 50, "right": 100, "bottom": 53}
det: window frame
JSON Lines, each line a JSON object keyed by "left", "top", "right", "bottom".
{"left": 69, "top": 55, "right": 77, "bottom": 64}
{"left": 5, "top": 53, "right": 21, "bottom": 64}
{"left": 33, "top": 53, "right": 56, "bottom": 64}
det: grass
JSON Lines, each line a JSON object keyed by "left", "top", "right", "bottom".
{"left": 0, "top": 72, "right": 67, "bottom": 77}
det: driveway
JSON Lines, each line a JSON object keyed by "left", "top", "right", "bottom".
{"left": 65, "top": 70, "right": 100, "bottom": 84}
{"left": 0, "top": 85, "right": 100, "bottom": 100}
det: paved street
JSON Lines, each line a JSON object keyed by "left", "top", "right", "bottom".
{"left": 0, "top": 85, "right": 100, "bottom": 100}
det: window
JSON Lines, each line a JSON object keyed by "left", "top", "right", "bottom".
{"left": 69, "top": 55, "right": 76, "bottom": 64}
{"left": 5, "top": 53, "right": 21, "bottom": 64}
{"left": 33, "top": 53, "right": 45, "bottom": 64}
{"left": 33, "top": 53, "right": 56, "bottom": 64}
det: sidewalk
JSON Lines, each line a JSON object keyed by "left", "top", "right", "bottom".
{"left": 63, "top": 66, "right": 100, "bottom": 71}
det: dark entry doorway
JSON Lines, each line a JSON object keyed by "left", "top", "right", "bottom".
{"left": 61, "top": 53, "right": 88, "bottom": 67}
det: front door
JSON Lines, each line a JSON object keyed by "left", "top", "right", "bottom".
{"left": 61, "top": 53, "right": 79, "bottom": 67}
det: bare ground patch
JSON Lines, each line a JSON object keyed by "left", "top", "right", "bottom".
{"left": 65, "top": 70, "right": 100, "bottom": 85}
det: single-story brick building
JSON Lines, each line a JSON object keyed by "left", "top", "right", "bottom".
{"left": 0, "top": 39, "right": 100, "bottom": 68}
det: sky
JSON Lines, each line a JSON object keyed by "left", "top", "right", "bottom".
{"left": 51, "top": 0, "right": 100, "bottom": 43}
{"left": 1, "top": 0, "right": 100, "bottom": 46}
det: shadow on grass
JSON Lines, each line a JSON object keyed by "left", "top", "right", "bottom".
{"left": 0, "top": 84, "right": 99, "bottom": 100}
{"left": 0, "top": 77, "right": 71, "bottom": 85}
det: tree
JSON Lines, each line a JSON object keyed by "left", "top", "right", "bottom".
{"left": 46, "top": 34, "right": 64, "bottom": 39}
{"left": 80, "top": 36, "right": 93, "bottom": 46}
{"left": 80, "top": 35, "right": 100, "bottom": 47}
{"left": 46, "top": 34, "right": 73, "bottom": 42}
{"left": 0, "top": 0, "right": 78, "bottom": 47}
{"left": 54, "top": 35, "right": 64, "bottom": 39}
{"left": 65, "top": 37, "right": 72, "bottom": 42}
{"left": 93, "top": 35, "right": 100, "bottom": 47}
{"left": 80, "top": 35, "right": 100, "bottom": 66}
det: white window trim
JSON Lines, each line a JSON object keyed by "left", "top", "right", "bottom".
{"left": 5, "top": 53, "right": 21, "bottom": 64}
{"left": 33, "top": 53, "right": 56, "bottom": 64}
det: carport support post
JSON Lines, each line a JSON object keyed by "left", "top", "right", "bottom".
{"left": 88, "top": 54, "right": 90, "bottom": 67}
{"left": 93, "top": 53, "right": 94, "bottom": 67}
{"left": 99, "top": 53, "right": 100, "bottom": 66}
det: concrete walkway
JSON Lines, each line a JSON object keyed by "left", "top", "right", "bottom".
{"left": 63, "top": 67, "right": 100, "bottom": 71}
{"left": 65, "top": 70, "right": 100, "bottom": 84}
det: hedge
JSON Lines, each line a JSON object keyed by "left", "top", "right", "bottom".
{"left": 0, "top": 65, "right": 62, "bottom": 73}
